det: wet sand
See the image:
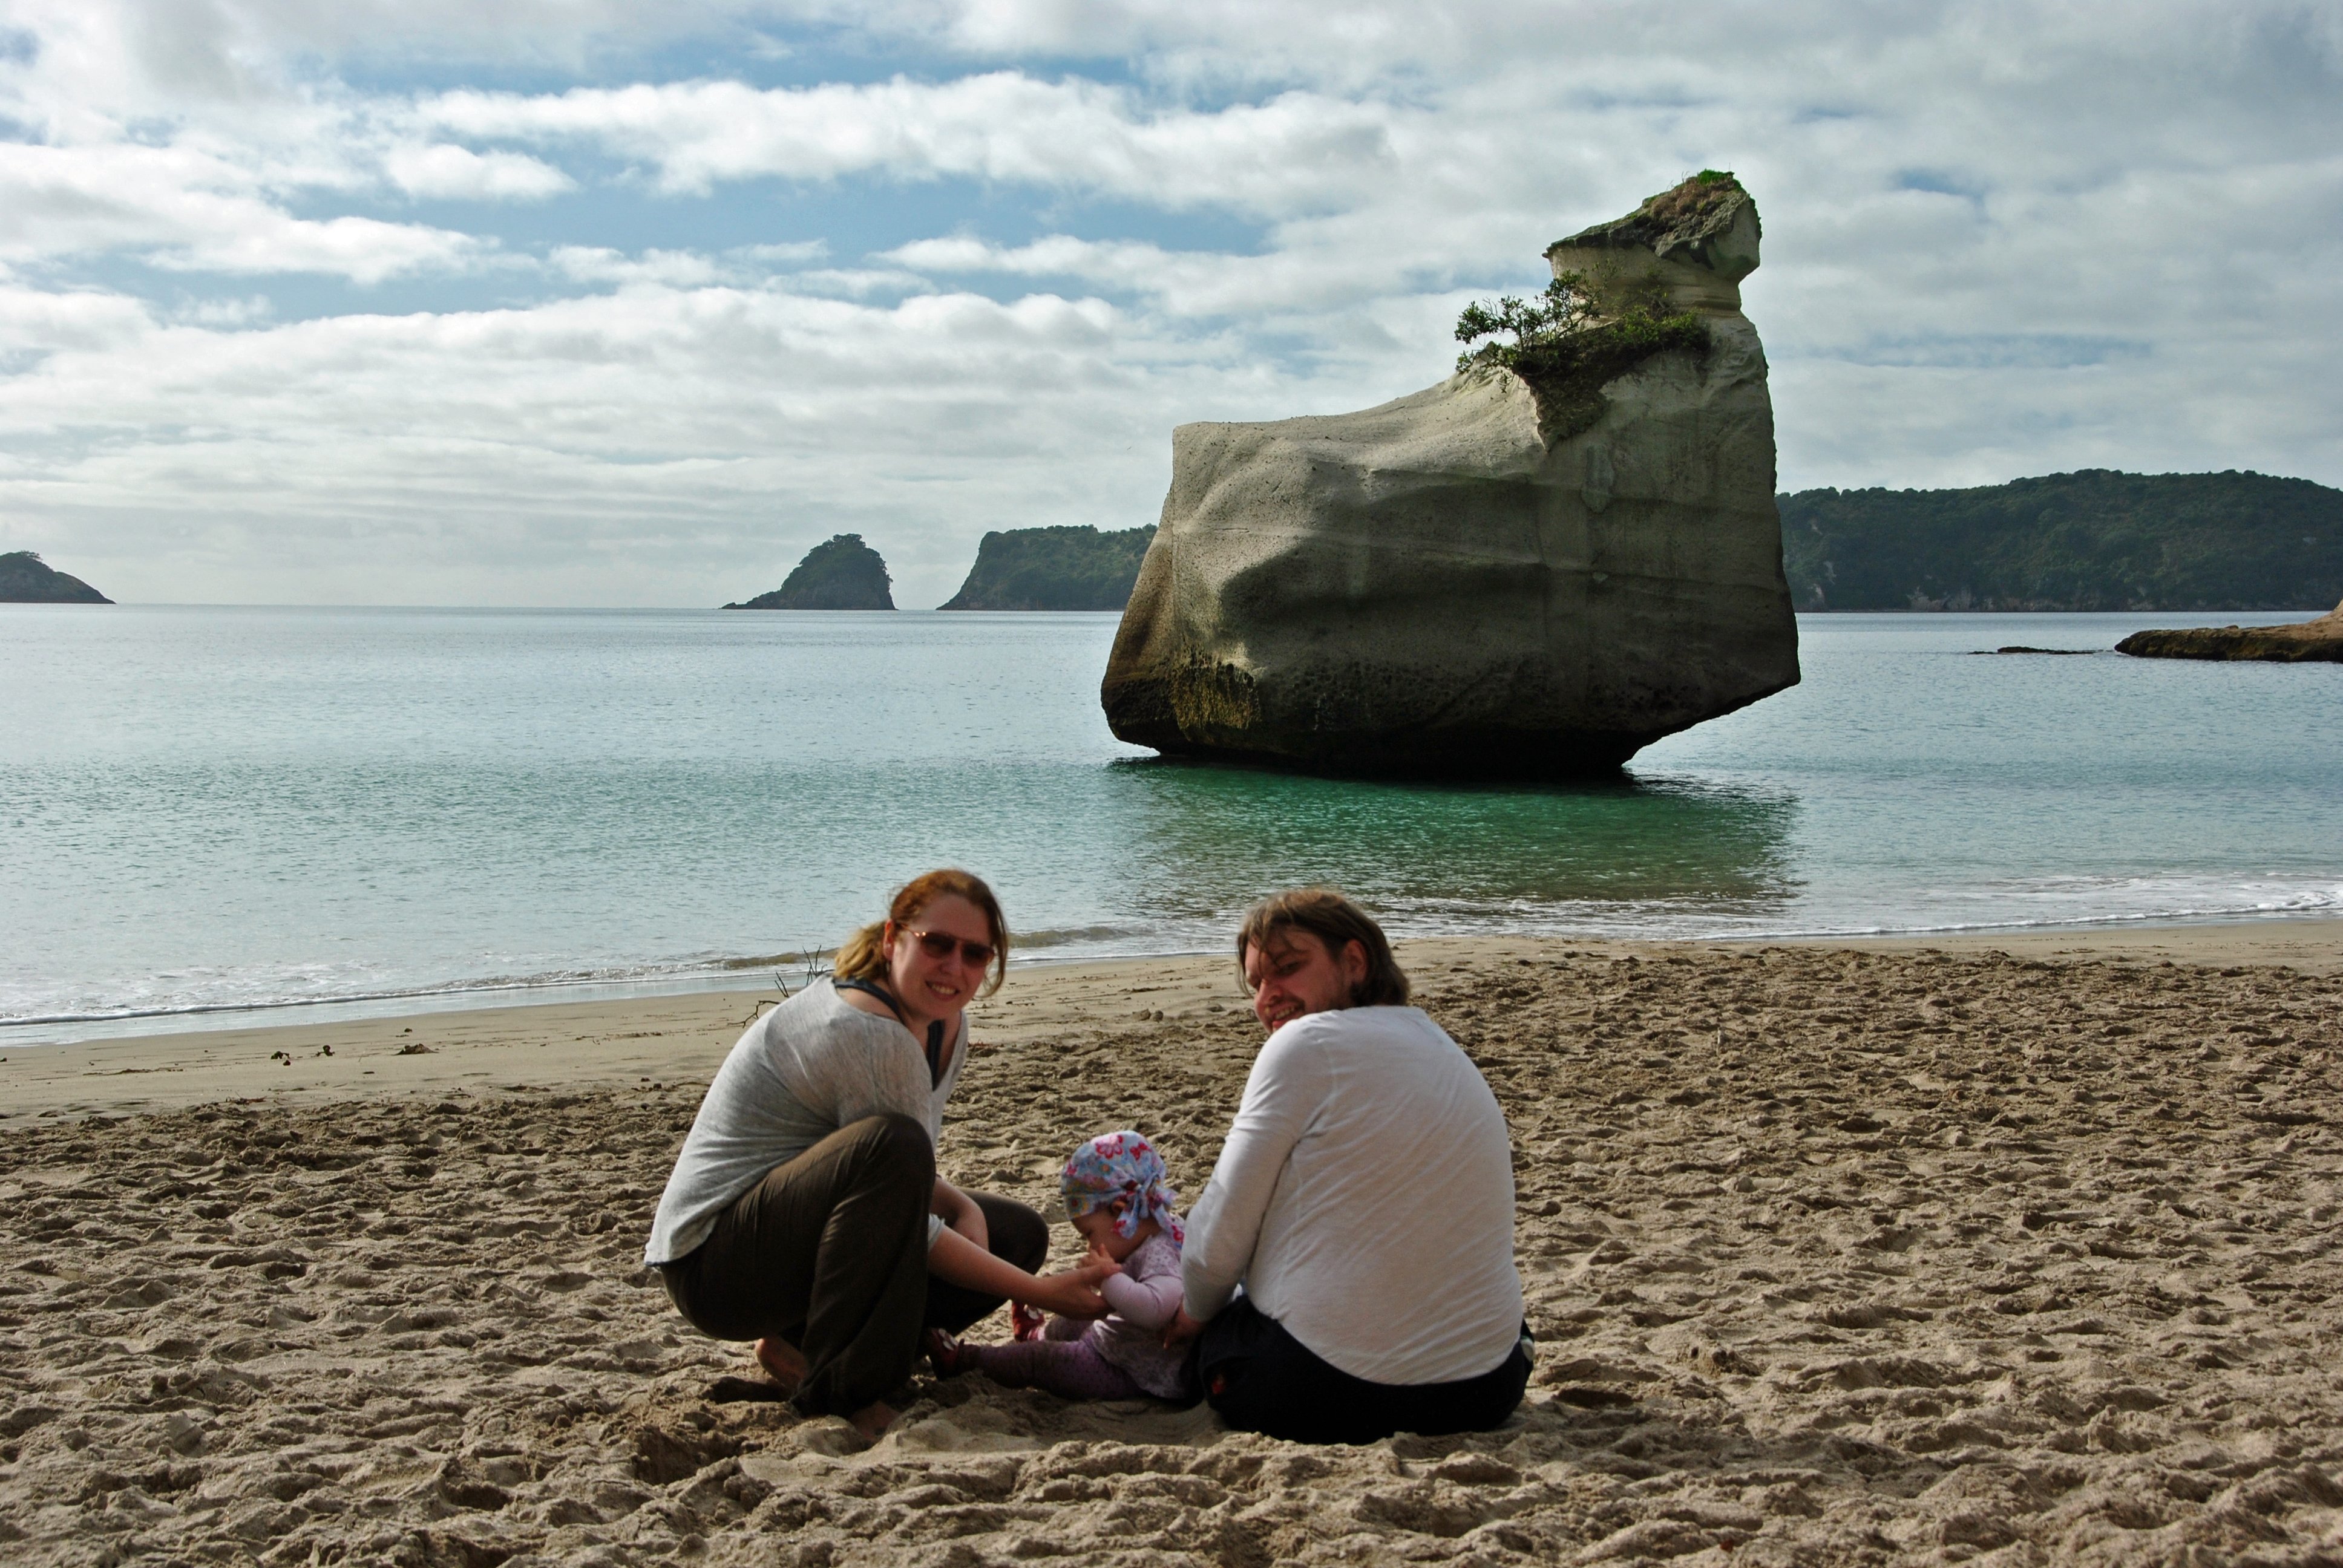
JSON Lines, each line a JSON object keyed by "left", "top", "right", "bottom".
{"left": 4, "top": 924, "right": 2341, "bottom": 1564}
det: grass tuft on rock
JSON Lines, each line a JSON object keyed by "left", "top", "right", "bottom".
{"left": 1455, "top": 269, "right": 1708, "bottom": 444}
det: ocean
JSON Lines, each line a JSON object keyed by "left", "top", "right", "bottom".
{"left": 4, "top": 605, "right": 2337, "bottom": 1044}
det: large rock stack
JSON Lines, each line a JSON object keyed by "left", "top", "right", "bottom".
{"left": 1101, "top": 175, "right": 1798, "bottom": 778}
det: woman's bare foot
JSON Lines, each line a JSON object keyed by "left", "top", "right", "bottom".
{"left": 846, "top": 1400, "right": 897, "bottom": 1445}
{"left": 753, "top": 1336, "right": 808, "bottom": 1395}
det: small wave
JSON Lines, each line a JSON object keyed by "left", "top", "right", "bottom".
{"left": 6, "top": 878, "right": 2337, "bottom": 1044}
{"left": 1648, "top": 878, "right": 2343, "bottom": 944}
{"left": 0, "top": 954, "right": 774, "bottom": 1031}
{"left": 1725, "top": 907, "right": 2340, "bottom": 942}
{"left": 1014, "top": 924, "right": 1155, "bottom": 951}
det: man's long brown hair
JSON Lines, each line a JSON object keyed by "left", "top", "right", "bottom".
{"left": 1235, "top": 887, "right": 1409, "bottom": 1008}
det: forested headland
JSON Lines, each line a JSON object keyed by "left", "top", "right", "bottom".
{"left": 939, "top": 525, "right": 1155, "bottom": 610}
{"left": 1779, "top": 471, "right": 2343, "bottom": 612}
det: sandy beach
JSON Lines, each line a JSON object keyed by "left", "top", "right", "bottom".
{"left": 5, "top": 922, "right": 2341, "bottom": 1564}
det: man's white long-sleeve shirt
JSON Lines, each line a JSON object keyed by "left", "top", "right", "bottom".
{"left": 1181, "top": 1005, "right": 1524, "bottom": 1385}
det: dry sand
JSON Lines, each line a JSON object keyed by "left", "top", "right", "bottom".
{"left": 4, "top": 924, "right": 2342, "bottom": 1565}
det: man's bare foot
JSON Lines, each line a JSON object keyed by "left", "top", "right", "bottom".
{"left": 846, "top": 1400, "right": 896, "bottom": 1445}
{"left": 753, "top": 1336, "right": 808, "bottom": 1394}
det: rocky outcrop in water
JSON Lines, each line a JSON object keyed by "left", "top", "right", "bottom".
{"left": 2116, "top": 600, "right": 2343, "bottom": 662}
{"left": 940, "top": 525, "right": 1155, "bottom": 610}
{"left": 1100, "top": 175, "right": 1797, "bottom": 778}
{"left": 0, "top": 551, "right": 111, "bottom": 604}
{"left": 726, "top": 534, "right": 894, "bottom": 610}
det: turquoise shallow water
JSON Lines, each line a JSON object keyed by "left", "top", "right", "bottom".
{"left": 3, "top": 605, "right": 2337, "bottom": 1042}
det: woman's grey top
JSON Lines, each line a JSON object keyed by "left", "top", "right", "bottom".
{"left": 644, "top": 978, "right": 966, "bottom": 1267}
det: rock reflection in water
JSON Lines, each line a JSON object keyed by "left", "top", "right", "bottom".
{"left": 1090, "top": 759, "right": 1799, "bottom": 938}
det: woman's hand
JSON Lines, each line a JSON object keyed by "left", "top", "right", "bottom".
{"left": 928, "top": 1231, "right": 1116, "bottom": 1315}
{"left": 1023, "top": 1257, "right": 1120, "bottom": 1320}
{"left": 932, "top": 1178, "right": 986, "bottom": 1250}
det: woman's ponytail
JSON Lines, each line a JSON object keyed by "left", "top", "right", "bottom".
{"left": 833, "top": 920, "right": 890, "bottom": 982}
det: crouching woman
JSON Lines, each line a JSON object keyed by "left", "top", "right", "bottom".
{"left": 644, "top": 870, "right": 1111, "bottom": 1440}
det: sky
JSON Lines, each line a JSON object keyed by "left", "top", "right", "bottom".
{"left": 1, "top": 2, "right": 2338, "bottom": 609}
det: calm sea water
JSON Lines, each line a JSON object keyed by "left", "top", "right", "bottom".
{"left": 4, "top": 606, "right": 2338, "bottom": 1042}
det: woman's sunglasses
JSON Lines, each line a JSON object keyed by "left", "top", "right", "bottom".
{"left": 907, "top": 929, "right": 997, "bottom": 968}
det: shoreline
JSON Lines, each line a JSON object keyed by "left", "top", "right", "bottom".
{"left": 10, "top": 907, "right": 2340, "bottom": 1049}
{"left": 6, "top": 916, "right": 2338, "bottom": 1128}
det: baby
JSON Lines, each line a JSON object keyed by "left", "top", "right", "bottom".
{"left": 929, "top": 1130, "right": 1193, "bottom": 1402}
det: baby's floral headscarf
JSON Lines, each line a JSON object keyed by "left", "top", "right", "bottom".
{"left": 1060, "top": 1130, "right": 1184, "bottom": 1246}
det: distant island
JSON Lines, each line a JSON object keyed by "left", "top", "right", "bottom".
{"left": 725, "top": 533, "right": 894, "bottom": 610}
{"left": 939, "top": 525, "right": 1156, "bottom": 610}
{"left": 0, "top": 551, "right": 111, "bottom": 604}
{"left": 1780, "top": 470, "right": 2343, "bottom": 612}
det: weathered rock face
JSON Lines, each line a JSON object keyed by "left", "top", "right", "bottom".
{"left": 2116, "top": 600, "right": 2343, "bottom": 662}
{"left": 1101, "top": 179, "right": 1798, "bottom": 778}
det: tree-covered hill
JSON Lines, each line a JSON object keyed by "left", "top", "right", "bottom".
{"left": 939, "top": 524, "right": 1155, "bottom": 610}
{"left": 0, "top": 551, "right": 111, "bottom": 603}
{"left": 726, "top": 534, "right": 894, "bottom": 610}
{"left": 1778, "top": 471, "right": 2343, "bottom": 612}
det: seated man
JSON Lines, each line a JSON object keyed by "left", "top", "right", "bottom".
{"left": 1168, "top": 888, "right": 1530, "bottom": 1444}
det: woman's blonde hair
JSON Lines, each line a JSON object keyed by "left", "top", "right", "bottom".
{"left": 834, "top": 869, "right": 1010, "bottom": 998}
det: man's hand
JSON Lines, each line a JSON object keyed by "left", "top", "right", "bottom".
{"left": 1161, "top": 1305, "right": 1207, "bottom": 1349}
{"left": 934, "top": 1178, "right": 986, "bottom": 1250}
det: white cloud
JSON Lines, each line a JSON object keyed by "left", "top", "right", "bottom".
{"left": 730, "top": 240, "right": 828, "bottom": 265}
{"left": 169, "top": 294, "right": 275, "bottom": 328}
{"left": 540, "top": 242, "right": 836, "bottom": 290}
{"left": 880, "top": 232, "right": 1444, "bottom": 319}
{"left": 0, "top": 131, "right": 491, "bottom": 282}
{"left": 382, "top": 143, "right": 573, "bottom": 200}
{"left": 0, "top": 273, "right": 1263, "bottom": 605}
{"left": 421, "top": 74, "right": 1395, "bottom": 211}
{"left": 0, "top": 277, "right": 152, "bottom": 354}
{"left": 552, "top": 246, "right": 725, "bottom": 287}
{"left": 160, "top": 212, "right": 482, "bottom": 282}
{"left": 0, "top": 1, "right": 2338, "bottom": 605}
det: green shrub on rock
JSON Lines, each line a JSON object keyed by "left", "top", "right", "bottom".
{"left": 1454, "top": 217, "right": 1712, "bottom": 445}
